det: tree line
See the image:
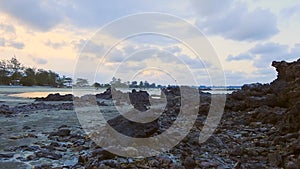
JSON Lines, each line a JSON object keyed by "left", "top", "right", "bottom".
{"left": 0, "top": 56, "right": 165, "bottom": 88}
{"left": 0, "top": 56, "right": 72, "bottom": 87}
{"left": 94, "top": 77, "right": 164, "bottom": 89}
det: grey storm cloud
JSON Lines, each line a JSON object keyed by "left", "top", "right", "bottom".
{"left": 192, "top": 0, "right": 279, "bottom": 41}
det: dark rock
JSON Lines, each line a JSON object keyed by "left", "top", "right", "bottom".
{"left": 280, "top": 102, "right": 300, "bottom": 133}
{"left": 91, "top": 148, "right": 116, "bottom": 160}
{"left": 285, "top": 161, "right": 298, "bottom": 169}
{"left": 35, "top": 150, "right": 62, "bottom": 160}
{"left": 21, "top": 145, "right": 40, "bottom": 151}
{"left": 129, "top": 89, "right": 151, "bottom": 112}
{"left": 97, "top": 101, "right": 108, "bottom": 106}
{"left": 22, "top": 126, "right": 31, "bottom": 130}
{"left": 49, "top": 129, "right": 71, "bottom": 137}
{"left": 183, "top": 157, "right": 196, "bottom": 169}
{"left": 11, "top": 102, "right": 73, "bottom": 113}
{"left": 0, "top": 153, "right": 14, "bottom": 158}
{"left": 107, "top": 114, "right": 159, "bottom": 138}
{"left": 199, "top": 161, "right": 218, "bottom": 168}
{"left": 0, "top": 104, "right": 13, "bottom": 114}
{"left": 78, "top": 155, "right": 88, "bottom": 164}
{"left": 35, "top": 93, "right": 73, "bottom": 101}
{"left": 252, "top": 106, "right": 286, "bottom": 125}
{"left": 96, "top": 87, "right": 113, "bottom": 100}
{"left": 268, "top": 153, "right": 283, "bottom": 167}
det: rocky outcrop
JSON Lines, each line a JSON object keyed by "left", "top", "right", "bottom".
{"left": 96, "top": 87, "right": 113, "bottom": 100}
{"left": 35, "top": 93, "right": 73, "bottom": 101}
{"left": 7, "top": 102, "right": 73, "bottom": 114}
{"left": 129, "top": 89, "right": 151, "bottom": 112}
{"left": 107, "top": 115, "right": 158, "bottom": 138}
{"left": 226, "top": 59, "right": 300, "bottom": 132}
{"left": 220, "top": 59, "right": 300, "bottom": 168}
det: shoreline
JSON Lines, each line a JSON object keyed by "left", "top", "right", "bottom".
{"left": 0, "top": 60, "right": 299, "bottom": 168}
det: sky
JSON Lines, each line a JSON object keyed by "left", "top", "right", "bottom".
{"left": 0, "top": 0, "right": 299, "bottom": 86}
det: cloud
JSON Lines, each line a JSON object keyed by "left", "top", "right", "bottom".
{"left": 192, "top": 0, "right": 279, "bottom": 41}
{"left": 190, "top": 0, "right": 232, "bottom": 18}
{"left": 227, "top": 42, "right": 300, "bottom": 68}
{"left": 290, "top": 43, "right": 300, "bottom": 56}
{"left": 45, "top": 40, "right": 67, "bottom": 49}
{"left": 0, "top": 23, "right": 15, "bottom": 33}
{"left": 249, "top": 42, "right": 288, "bottom": 55}
{"left": 227, "top": 53, "right": 254, "bottom": 61}
{"left": 0, "top": 0, "right": 63, "bottom": 31}
{"left": 32, "top": 57, "right": 47, "bottom": 65}
{"left": 8, "top": 41, "right": 25, "bottom": 49}
{"left": 0, "top": 0, "right": 179, "bottom": 31}
{"left": 0, "top": 38, "right": 5, "bottom": 47}
{"left": 281, "top": 3, "right": 300, "bottom": 19}
{"left": 107, "top": 49, "right": 125, "bottom": 62}
{"left": 0, "top": 37, "right": 24, "bottom": 49}
{"left": 73, "top": 39, "right": 104, "bottom": 54}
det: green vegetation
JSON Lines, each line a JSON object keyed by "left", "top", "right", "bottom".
{"left": 109, "top": 77, "right": 161, "bottom": 88}
{"left": 0, "top": 56, "right": 164, "bottom": 88}
{"left": 0, "top": 56, "right": 72, "bottom": 87}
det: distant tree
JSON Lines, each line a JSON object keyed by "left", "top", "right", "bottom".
{"left": 150, "top": 83, "right": 156, "bottom": 88}
{"left": 7, "top": 56, "right": 23, "bottom": 81}
{"left": 48, "top": 70, "right": 59, "bottom": 87}
{"left": 56, "top": 75, "right": 65, "bottom": 87}
{"left": 103, "top": 83, "right": 110, "bottom": 88}
{"left": 130, "top": 81, "right": 138, "bottom": 88}
{"left": 144, "top": 81, "right": 150, "bottom": 88}
{"left": 93, "top": 82, "right": 101, "bottom": 88}
{"left": 35, "top": 69, "right": 58, "bottom": 86}
{"left": 75, "top": 78, "right": 89, "bottom": 87}
{"left": 20, "top": 67, "right": 36, "bottom": 86}
{"left": 64, "top": 77, "right": 73, "bottom": 87}
{"left": 0, "top": 60, "right": 10, "bottom": 85}
{"left": 110, "top": 77, "right": 127, "bottom": 87}
{"left": 110, "top": 77, "right": 117, "bottom": 85}
{"left": 35, "top": 69, "right": 49, "bottom": 86}
{"left": 139, "top": 81, "right": 143, "bottom": 87}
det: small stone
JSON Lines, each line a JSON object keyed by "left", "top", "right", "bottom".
{"left": 22, "top": 126, "right": 31, "bottom": 130}
{"left": 91, "top": 148, "right": 115, "bottom": 160}
{"left": 268, "top": 153, "right": 282, "bottom": 167}
{"left": 183, "top": 157, "right": 196, "bottom": 169}
{"left": 78, "top": 155, "right": 88, "bottom": 164}
{"left": 35, "top": 150, "right": 62, "bottom": 160}
{"left": 49, "top": 129, "right": 71, "bottom": 137}
{"left": 0, "top": 153, "right": 14, "bottom": 158}
{"left": 285, "top": 161, "right": 298, "bottom": 169}
{"left": 24, "top": 133, "right": 37, "bottom": 138}
{"left": 199, "top": 161, "right": 218, "bottom": 168}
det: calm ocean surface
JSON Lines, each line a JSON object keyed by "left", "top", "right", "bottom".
{"left": 0, "top": 86, "right": 235, "bottom": 99}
